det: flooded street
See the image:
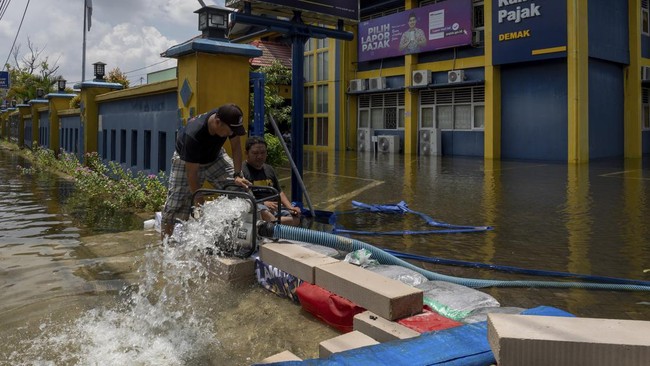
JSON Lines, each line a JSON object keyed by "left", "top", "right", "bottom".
{"left": 1, "top": 145, "right": 649, "bottom": 365}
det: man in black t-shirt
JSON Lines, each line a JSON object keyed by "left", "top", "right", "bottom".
{"left": 161, "top": 103, "right": 251, "bottom": 238}
{"left": 242, "top": 136, "right": 301, "bottom": 226}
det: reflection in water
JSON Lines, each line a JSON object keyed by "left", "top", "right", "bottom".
{"left": 1, "top": 146, "right": 650, "bottom": 365}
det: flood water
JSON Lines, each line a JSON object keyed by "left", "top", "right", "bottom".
{"left": 1, "top": 144, "right": 649, "bottom": 365}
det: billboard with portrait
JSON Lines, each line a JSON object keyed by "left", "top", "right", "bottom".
{"left": 358, "top": 0, "right": 473, "bottom": 63}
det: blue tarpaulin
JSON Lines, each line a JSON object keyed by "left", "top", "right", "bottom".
{"left": 256, "top": 306, "right": 574, "bottom": 366}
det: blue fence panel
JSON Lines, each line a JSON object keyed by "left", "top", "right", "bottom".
{"left": 60, "top": 114, "right": 83, "bottom": 160}
{"left": 39, "top": 112, "right": 50, "bottom": 149}
{"left": 98, "top": 91, "right": 179, "bottom": 175}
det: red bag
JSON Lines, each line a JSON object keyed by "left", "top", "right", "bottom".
{"left": 397, "top": 307, "right": 463, "bottom": 333}
{"left": 295, "top": 282, "right": 366, "bottom": 333}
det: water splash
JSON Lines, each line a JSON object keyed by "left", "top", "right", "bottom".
{"left": 7, "top": 198, "right": 251, "bottom": 365}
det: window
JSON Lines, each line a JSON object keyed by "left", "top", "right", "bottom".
{"left": 304, "top": 86, "right": 315, "bottom": 114}
{"left": 317, "top": 51, "right": 329, "bottom": 81}
{"left": 358, "top": 92, "right": 406, "bottom": 130}
{"left": 316, "top": 117, "right": 328, "bottom": 146}
{"left": 304, "top": 54, "right": 314, "bottom": 82}
{"left": 419, "top": 86, "right": 485, "bottom": 130}
{"left": 317, "top": 85, "right": 328, "bottom": 113}
{"left": 304, "top": 117, "right": 314, "bottom": 145}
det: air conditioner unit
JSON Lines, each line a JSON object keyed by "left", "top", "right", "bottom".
{"left": 412, "top": 70, "right": 432, "bottom": 87}
{"left": 472, "top": 29, "right": 485, "bottom": 46}
{"left": 419, "top": 128, "right": 441, "bottom": 156}
{"left": 368, "top": 77, "right": 386, "bottom": 90}
{"left": 377, "top": 135, "right": 400, "bottom": 153}
{"left": 448, "top": 70, "right": 465, "bottom": 83}
{"left": 349, "top": 79, "right": 367, "bottom": 92}
{"left": 642, "top": 66, "right": 650, "bottom": 81}
{"left": 358, "top": 128, "right": 373, "bottom": 152}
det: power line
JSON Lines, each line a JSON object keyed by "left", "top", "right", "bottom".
{"left": 0, "top": 0, "right": 12, "bottom": 21}
{"left": 68, "top": 58, "right": 175, "bottom": 85}
{"left": 122, "top": 58, "right": 173, "bottom": 75}
{"left": 2, "top": 0, "right": 29, "bottom": 71}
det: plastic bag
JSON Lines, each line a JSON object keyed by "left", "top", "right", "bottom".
{"left": 344, "top": 249, "right": 378, "bottom": 267}
{"left": 366, "top": 265, "right": 428, "bottom": 287}
{"left": 461, "top": 306, "right": 525, "bottom": 324}
{"left": 415, "top": 281, "right": 500, "bottom": 321}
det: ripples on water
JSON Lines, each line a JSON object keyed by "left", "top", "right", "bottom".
{"left": 2, "top": 194, "right": 259, "bottom": 365}
{"left": 2, "top": 147, "right": 650, "bottom": 364}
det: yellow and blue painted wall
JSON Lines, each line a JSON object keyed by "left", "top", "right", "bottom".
{"left": 312, "top": 0, "right": 649, "bottom": 161}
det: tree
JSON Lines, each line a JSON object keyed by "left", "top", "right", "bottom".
{"left": 4, "top": 38, "right": 61, "bottom": 103}
{"left": 107, "top": 67, "right": 130, "bottom": 89}
{"left": 256, "top": 60, "right": 292, "bottom": 133}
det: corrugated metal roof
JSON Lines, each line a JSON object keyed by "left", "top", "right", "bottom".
{"left": 249, "top": 40, "right": 292, "bottom": 69}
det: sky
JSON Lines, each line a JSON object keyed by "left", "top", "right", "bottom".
{"left": 1, "top": 0, "right": 227, "bottom": 86}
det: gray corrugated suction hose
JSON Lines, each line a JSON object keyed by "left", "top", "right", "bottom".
{"left": 271, "top": 225, "right": 650, "bottom": 292}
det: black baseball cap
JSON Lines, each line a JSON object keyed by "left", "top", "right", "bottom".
{"left": 217, "top": 103, "right": 246, "bottom": 136}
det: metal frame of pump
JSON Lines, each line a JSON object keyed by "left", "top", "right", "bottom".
{"left": 191, "top": 184, "right": 281, "bottom": 258}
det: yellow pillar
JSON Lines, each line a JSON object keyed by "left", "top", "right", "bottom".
{"left": 163, "top": 39, "right": 261, "bottom": 157}
{"left": 29, "top": 100, "right": 47, "bottom": 148}
{"left": 16, "top": 104, "right": 30, "bottom": 148}
{"left": 484, "top": 0, "right": 501, "bottom": 160}
{"left": 342, "top": 27, "right": 359, "bottom": 152}
{"left": 0, "top": 110, "right": 6, "bottom": 139}
{"left": 404, "top": 54, "right": 419, "bottom": 155}
{"left": 48, "top": 93, "right": 76, "bottom": 155}
{"left": 80, "top": 83, "right": 122, "bottom": 155}
{"left": 567, "top": 0, "right": 589, "bottom": 163}
{"left": 625, "top": 0, "right": 643, "bottom": 158}
{"left": 403, "top": 0, "right": 419, "bottom": 156}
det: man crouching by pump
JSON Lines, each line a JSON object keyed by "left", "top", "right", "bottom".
{"left": 161, "top": 103, "right": 251, "bottom": 239}
{"left": 242, "top": 136, "right": 301, "bottom": 226}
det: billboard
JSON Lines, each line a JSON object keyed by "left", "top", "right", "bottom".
{"left": 0, "top": 71, "right": 9, "bottom": 89}
{"left": 492, "top": 0, "right": 567, "bottom": 65}
{"left": 358, "top": 0, "right": 473, "bottom": 63}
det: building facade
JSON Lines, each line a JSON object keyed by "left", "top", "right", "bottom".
{"left": 301, "top": 0, "right": 650, "bottom": 162}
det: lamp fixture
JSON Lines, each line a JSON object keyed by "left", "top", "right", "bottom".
{"left": 93, "top": 61, "right": 106, "bottom": 81}
{"left": 194, "top": 5, "right": 231, "bottom": 40}
{"left": 57, "top": 78, "right": 67, "bottom": 92}
{"left": 36, "top": 88, "right": 45, "bottom": 98}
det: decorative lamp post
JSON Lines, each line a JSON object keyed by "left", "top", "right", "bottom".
{"left": 36, "top": 88, "right": 45, "bottom": 98}
{"left": 93, "top": 61, "right": 106, "bottom": 81}
{"left": 195, "top": 5, "right": 231, "bottom": 40}
{"left": 57, "top": 78, "right": 67, "bottom": 92}
{"left": 11, "top": 99, "right": 17, "bottom": 108}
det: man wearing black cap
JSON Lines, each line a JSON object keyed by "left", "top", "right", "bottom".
{"left": 161, "top": 103, "right": 251, "bottom": 238}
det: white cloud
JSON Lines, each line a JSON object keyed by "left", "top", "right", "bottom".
{"left": 0, "top": 0, "right": 218, "bottom": 85}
